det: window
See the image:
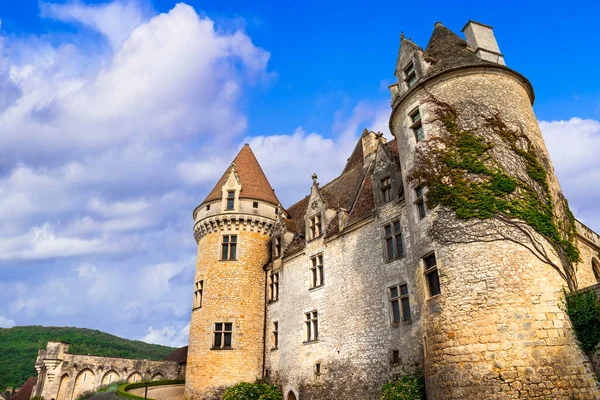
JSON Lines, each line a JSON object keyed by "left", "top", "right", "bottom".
{"left": 213, "top": 323, "right": 233, "bottom": 349}
{"left": 274, "top": 237, "right": 282, "bottom": 258}
{"left": 315, "top": 363, "right": 321, "bottom": 375}
{"left": 383, "top": 220, "right": 404, "bottom": 260}
{"left": 381, "top": 176, "right": 392, "bottom": 203}
{"left": 392, "top": 350, "right": 400, "bottom": 364}
{"left": 404, "top": 62, "right": 417, "bottom": 88}
{"left": 593, "top": 259, "right": 600, "bottom": 283}
{"left": 272, "top": 321, "right": 279, "bottom": 349}
{"left": 410, "top": 109, "right": 425, "bottom": 142}
{"left": 389, "top": 284, "right": 410, "bottom": 322}
{"left": 226, "top": 191, "right": 235, "bottom": 210}
{"left": 309, "top": 215, "right": 322, "bottom": 240}
{"left": 269, "top": 270, "right": 279, "bottom": 302}
{"left": 221, "top": 235, "right": 237, "bottom": 260}
{"left": 305, "top": 310, "right": 319, "bottom": 342}
{"left": 415, "top": 187, "right": 427, "bottom": 220}
{"left": 310, "top": 254, "right": 324, "bottom": 288}
{"left": 193, "top": 280, "right": 203, "bottom": 309}
{"left": 206, "top": 204, "right": 210, "bottom": 211}
{"left": 253, "top": 201, "right": 259, "bottom": 208}
{"left": 424, "top": 253, "right": 441, "bottom": 297}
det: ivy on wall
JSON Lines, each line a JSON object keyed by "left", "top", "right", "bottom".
{"left": 408, "top": 95, "right": 580, "bottom": 290}
{"left": 562, "top": 289, "right": 600, "bottom": 354}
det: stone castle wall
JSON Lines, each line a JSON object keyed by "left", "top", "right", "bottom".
{"left": 33, "top": 342, "right": 180, "bottom": 400}
{"left": 390, "top": 67, "right": 600, "bottom": 399}
{"left": 185, "top": 228, "right": 271, "bottom": 399}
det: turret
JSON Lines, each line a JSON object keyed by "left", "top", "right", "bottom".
{"left": 389, "top": 21, "right": 600, "bottom": 399}
{"left": 185, "top": 145, "right": 279, "bottom": 398}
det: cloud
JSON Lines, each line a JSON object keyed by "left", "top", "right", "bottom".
{"left": 540, "top": 118, "right": 600, "bottom": 230}
{"left": 0, "top": 315, "right": 16, "bottom": 328}
{"left": 141, "top": 323, "right": 189, "bottom": 347}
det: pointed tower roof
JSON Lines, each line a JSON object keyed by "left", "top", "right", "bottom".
{"left": 424, "top": 22, "right": 488, "bottom": 76}
{"left": 200, "top": 144, "right": 279, "bottom": 206}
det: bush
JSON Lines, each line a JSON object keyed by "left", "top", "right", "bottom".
{"left": 222, "top": 382, "right": 282, "bottom": 400}
{"left": 563, "top": 288, "right": 600, "bottom": 353}
{"left": 380, "top": 374, "right": 425, "bottom": 400}
{"left": 31, "top": 397, "right": 44, "bottom": 400}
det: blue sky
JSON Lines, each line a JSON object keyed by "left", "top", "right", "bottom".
{"left": 0, "top": 0, "right": 598, "bottom": 346}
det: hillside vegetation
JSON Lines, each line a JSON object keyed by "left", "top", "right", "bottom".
{"left": 0, "top": 326, "right": 174, "bottom": 390}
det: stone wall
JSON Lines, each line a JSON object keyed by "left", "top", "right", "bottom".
{"left": 185, "top": 227, "right": 271, "bottom": 399}
{"left": 390, "top": 66, "right": 600, "bottom": 399}
{"left": 32, "top": 342, "right": 180, "bottom": 400}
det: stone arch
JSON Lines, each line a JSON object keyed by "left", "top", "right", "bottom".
{"left": 56, "top": 373, "right": 70, "bottom": 400}
{"left": 101, "top": 370, "right": 119, "bottom": 386}
{"left": 285, "top": 387, "right": 299, "bottom": 400}
{"left": 151, "top": 373, "right": 164, "bottom": 381}
{"left": 71, "top": 368, "right": 95, "bottom": 400}
{"left": 593, "top": 258, "right": 600, "bottom": 283}
{"left": 127, "top": 372, "right": 142, "bottom": 383}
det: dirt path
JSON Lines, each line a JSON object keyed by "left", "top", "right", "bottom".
{"left": 128, "top": 384, "right": 185, "bottom": 400}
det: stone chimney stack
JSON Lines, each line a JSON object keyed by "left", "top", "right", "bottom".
{"left": 462, "top": 20, "right": 505, "bottom": 65}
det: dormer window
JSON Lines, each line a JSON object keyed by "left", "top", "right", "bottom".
{"left": 410, "top": 108, "right": 425, "bottom": 142}
{"left": 404, "top": 62, "right": 417, "bottom": 88}
{"left": 309, "top": 215, "right": 322, "bottom": 240}
{"left": 226, "top": 191, "right": 235, "bottom": 210}
{"left": 381, "top": 176, "right": 392, "bottom": 203}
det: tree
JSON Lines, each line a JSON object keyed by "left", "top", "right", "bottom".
{"left": 407, "top": 95, "right": 580, "bottom": 291}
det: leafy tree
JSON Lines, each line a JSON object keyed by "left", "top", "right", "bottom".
{"left": 380, "top": 374, "right": 425, "bottom": 400}
{"left": 222, "top": 381, "right": 282, "bottom": 400}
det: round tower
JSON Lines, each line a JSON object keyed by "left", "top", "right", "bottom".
{"left": 389, "top": 22, "right": 600, "bottom": 399}
{"left": 185, "top": 145, "right": 278, "bottom": 399}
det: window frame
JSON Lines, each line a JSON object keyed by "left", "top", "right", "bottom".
{"left": 415, "top": 187, "right": 427, "bottom": 220}
{"left": 424, "top": 253, "right": 441, "bottom": 297}
{"left": 403, "top": 62, "right": 417, "bottom": 88}
{"left": 193, "top": 280, "right": 203, "bottom": 309}
{"left": 274, "top": 236, "right": 282, "bottom": 258}
{"left": 304, "top": 310, "right": 319, "bottom": 343}
{"left": 309, "top": 254, "right": 324, "bottom": 289}
{"left": 226, "top": 191, "right": 235, "bottom": 210}
{"left": 409, "top": 108, "right": 425, "bottom": 143}
{"left": 272, "top": 321, "right": 279, "bottom": 350}
{"left": 380, "top": 176, "right": 392, "bottom": 203}
{"left": 253, "top": 201, "right": 259, "bottom": 209}
{"left": 308, "top": 214, "right": 323, "bottom": 240}
{"left": 389, "top": 283, "right": 411, "bottom": 323}
{"left": 383, "top": 220, "right": 404, "bottom": 261}
{"left": 212, "top": 322, "right": 233, "bottom": 350}
{"left": 269, "top": 269, "right": 280, "bottom": 302}
{"left": 221, "top": 235, "right": 238, "bottom": 261}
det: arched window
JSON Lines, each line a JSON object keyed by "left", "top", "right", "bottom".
{"left": 592, "top": 258, "right": 600, "bottom": 283}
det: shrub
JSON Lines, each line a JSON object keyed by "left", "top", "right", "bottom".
{"left": 222, "top": 382, "right": 282, "bottom": 400}
{"left": 31, "top": 397, "right": 44, "bottom": 400}
{"left": 562, "top": 288, "right": 600, "bottom": 353}
{"left": 380, "top": 374, "right": 425, "bottom": 400}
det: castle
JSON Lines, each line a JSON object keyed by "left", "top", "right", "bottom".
{"left": 184, "top": 21, "right": 600, "bottom": 400}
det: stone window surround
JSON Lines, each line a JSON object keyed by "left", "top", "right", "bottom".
{"left": 380, "top": 176, "right": 393, "bottom": 203}
{"left": 274, "top": 235, "right": 282, "bottom": 259}
{"left": 403, "top": 60, "right": 417, "bottom": 88}
{"left": 309, "top": 253, "right": 324, "bottom": 290}
{"left": 211, "top": 322, "right": 234, "bottom": 350}
{"left": 307, "top": 213, "right": 324, "bottom": 241}
{"left": 382, "top": 219, "right": 405, "bottom": 262}
{"left": 272, "top": 321, "right": 279, "bottom": 350}
{"left": 414, "top": 186, "right": 428, "bottom": 221}
{"left": 221, "top": 234, "right": 238, "bottom": 261}
{"left": 269, "top": 269, "right": 280, "bottom": 303}
{"left": 303, "top": 310, "right": 319, "bottom": 344}
{"left": 409, "top": 106, "right": 425, "bottom": 143}
{"left": 423, "top": 252, "right": 441, "bottom": 298}
{"left": 389, "top": 283, "right": 411, "bottom": 325}
{"left": 193, "top": 280, "right": 203, "bottom": 310}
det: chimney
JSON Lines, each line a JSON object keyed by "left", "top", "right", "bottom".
{"left": 462, "top": 20, "right": 505, "bottom": 65}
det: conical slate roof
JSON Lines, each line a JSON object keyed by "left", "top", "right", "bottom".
{"left": 200, "top": 144, "right": 279, "bottom": 206}
{"left": 424, "top": 22, "right": 489, "bottom": 76}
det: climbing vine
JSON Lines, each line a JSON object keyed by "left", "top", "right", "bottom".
{"left": 562, "top": 288, "right": 600, "bottom": 354}
{"left": 408, "top": 95, "right": 580, "bottom": 291}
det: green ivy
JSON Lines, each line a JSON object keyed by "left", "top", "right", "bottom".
{"left": 562, "top": 289, "right": 600, "bottom": 353}
{"left": 408, "top": 98, "right": 580, "bottom": 274}
{"left": 221, "top": 381, "right": 282, "bottom": 400}
{"left": 380, "top": 374, "right": 425, "bottom": 400}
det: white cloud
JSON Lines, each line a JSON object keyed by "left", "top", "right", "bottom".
{"left": 142, "top": 322, "right": 189, "bottom": 347}
{"left": 0, "top": 315, "right": 16, "bottom": 328}
{"left": 540, "top": 117, "right": 600, "bottom": 230}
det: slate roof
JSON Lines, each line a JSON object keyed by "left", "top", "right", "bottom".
{"left": 8, "top": 377, "right": 36, "bottom": 400}
{"left": 201, "top": 145, "right": 280, "bottom": 206}
{"left": 423, "top": 23, "right": 490, "bottom": 77}
{"left": 163, "top": 346, "right": 188, "bottom": 364}
{"left": 282, "top": 138, "right": 399, "bottom": 256}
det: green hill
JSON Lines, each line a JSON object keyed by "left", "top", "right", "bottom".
{"left": 0, "top": 326, "right": 175, "bottom": 390}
